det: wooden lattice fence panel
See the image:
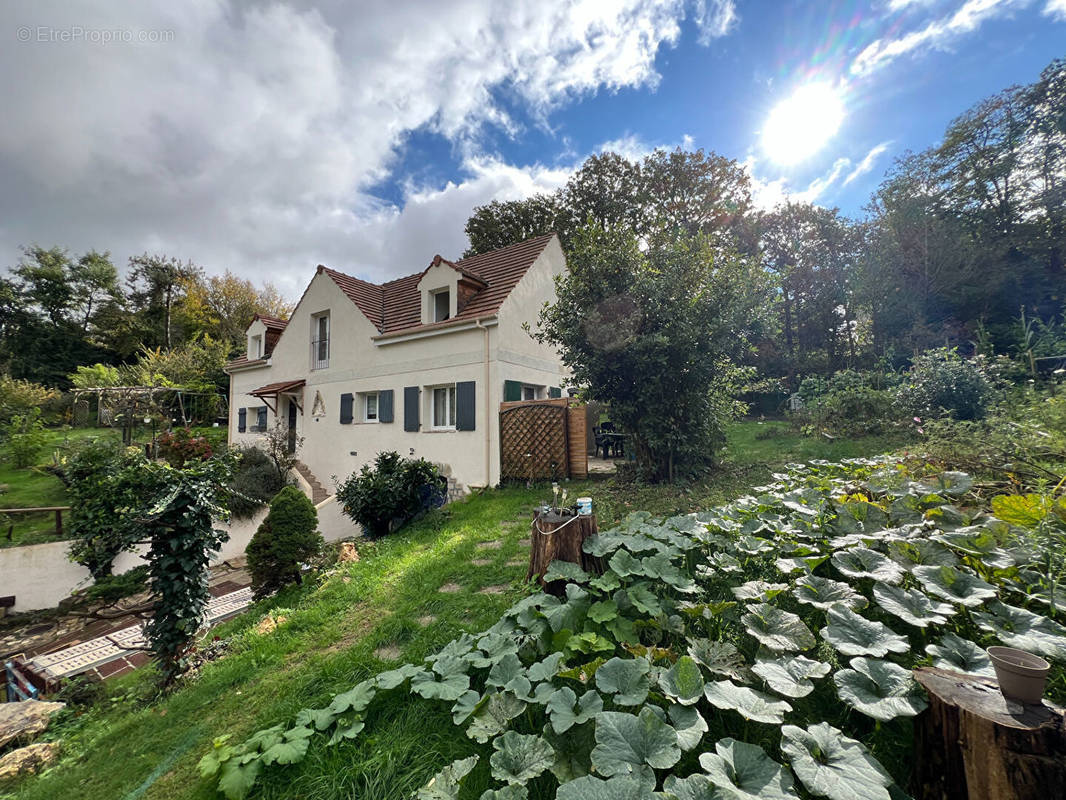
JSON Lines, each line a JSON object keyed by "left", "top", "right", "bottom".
{"left": 500, "top": 402, "right": 569, "bottom": 481}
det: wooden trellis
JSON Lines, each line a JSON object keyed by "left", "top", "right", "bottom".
{"left": 499, "top": 398, "right": 587, "bottom": 481}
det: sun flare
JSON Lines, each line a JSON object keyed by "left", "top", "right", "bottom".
{"left": 762, "top": 82, "right": 845, "bottom": 165}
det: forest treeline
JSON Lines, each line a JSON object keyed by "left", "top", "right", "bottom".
{"left": 1, "top": 57, "right": 1062, "bottom": 394}
{"left": 466, "top": 57, "right": 1066, "bottom": 384}
{"left": 0, "top": 249, "right": 290, "bottom": 390}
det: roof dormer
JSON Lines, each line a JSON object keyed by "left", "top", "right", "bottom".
{"left": 416, "top": 254, "right": 488, "bottom": 325}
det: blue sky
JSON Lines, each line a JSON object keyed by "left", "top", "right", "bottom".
{"left": 1, "top": 1, "right": 1064, "bottom": 292}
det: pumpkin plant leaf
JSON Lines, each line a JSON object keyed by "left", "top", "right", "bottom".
{"left": 833, "top": 657, "right": 928, "bottom": 721}
{"left": 546, "top": 687, "right": 603, "bottom": 734}
{"left": 416, "top": 755, "right": 480, "bottom": 800}
{"left": 594, "top": 657, "right": 651, "bottom": 706}
{"left": 872, "top": 583, "right": 956, "bottom": 628}
{"left": 687, "top": 638, "right": 749, "bottom": 682}
{"left": 972, "top": 601, "right": 1066, "bottom": 660}
{"left": 793, "top": 575, "right": 868, "bottom": 611}
{"left": 466, "top": 692, "right": 526, "bottom": 743}
{"left": 831, "top": 547, "right": 905, "bottom": 585}
{"left": 659, "top": 655, "right": 704, "bottom": 705}
{"left": 667, "top": 704, "right": 707, "bottom": 752}
{"left": 781, "top": 722, "right": 893, "bottom": 800}
{"left": 752, "top": 653, "right": 831, "bottom": 699}
{"left": 732, "top": 580, "right": 789, "bottom": 602}
{"left": 698, "top": 738, "right": 800, "bottom": 800}
{"left": 820, "top": 604, "right": 909, "bottom": 658}
{"left": 911, "top": 565, "right": 996, "bottom": 608}
{"left": 741, "top": 603, "right": 817, "bottom": 652}
{"left": 924, "top": 633, "right": 994, "bottom": 677}
{"left": 589, "top": 708, "right": 681, "bottom": 776}
{"left": 489, "top": 731, "right": 555, "bottom": 785}
{"left": 703, "top": 679, "right": 792, "bottom": 724}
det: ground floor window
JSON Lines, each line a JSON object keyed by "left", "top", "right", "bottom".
{"left": 432, "top": 385, "right": 456, "bottom": 429}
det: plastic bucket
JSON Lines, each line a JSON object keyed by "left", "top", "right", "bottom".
{"left": 576, "top": 497, "right": 592, "bottom": 516}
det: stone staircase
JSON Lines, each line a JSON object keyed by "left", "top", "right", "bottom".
{"left": 293, "top": 461, "right": 329, "bottom": 505}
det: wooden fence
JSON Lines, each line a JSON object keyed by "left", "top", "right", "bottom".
{"left": 499, "top": 398, "right": 588, "bottom": 481}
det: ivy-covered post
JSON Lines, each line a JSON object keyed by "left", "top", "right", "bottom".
{"left": 141, "top": 456, "right": 235, "bottom": 687}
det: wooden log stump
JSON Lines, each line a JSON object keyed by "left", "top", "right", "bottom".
{"left": 912, "top": 666, "right": 1066, "bottom": 800}
{"left": 526, "top": 511, "right": 604, "bottom": 595}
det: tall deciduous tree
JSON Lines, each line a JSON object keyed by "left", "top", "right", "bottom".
{"left": 535, "top": 225, "right": 768, "bottom": 481}
{"left": 126, "top": 253, "right": 203, "bottom": 351}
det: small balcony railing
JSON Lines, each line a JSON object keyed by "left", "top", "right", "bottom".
{"left": 311, "top": 338, "right": 329, "bottom": 370}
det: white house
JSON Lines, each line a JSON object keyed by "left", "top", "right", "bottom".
{"left": 225, "top": 233, "right": 570, "bottom": 500}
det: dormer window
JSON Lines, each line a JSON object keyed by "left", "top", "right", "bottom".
{"left": 249, "top": 334, "right": 262, "bottom": 359}
{"left": 433, "top": 289, "right": 450, "bottom": 322}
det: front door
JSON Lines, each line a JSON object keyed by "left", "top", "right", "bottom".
{"left": 287, "top": 398, "right": 297, "bottom": 454}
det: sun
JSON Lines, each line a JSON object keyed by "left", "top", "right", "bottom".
{"left": 761, "top": 82, "right": 845, "bottom": 165}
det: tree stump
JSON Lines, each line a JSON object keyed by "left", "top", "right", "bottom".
{"left": 526, "top": 511, "right": 604, "bottom": 595}
{"left": 912, "top": 666, "right": 1066, "bottom": 800}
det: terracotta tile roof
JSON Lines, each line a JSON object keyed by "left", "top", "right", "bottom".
{"left": 224, "top": 356, "right": 268, "bottom": 371}
{"left": 253, "top": 314, "right": 288, "bottom": 332}
{"left": 321, "top": 233, "right": 555, "bottom": 334}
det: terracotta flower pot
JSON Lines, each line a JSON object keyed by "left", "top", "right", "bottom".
{"left": 987, "top": 646, "right": 1050, "bottom": 704}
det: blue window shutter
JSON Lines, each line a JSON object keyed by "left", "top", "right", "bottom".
{"left": 549, "top": 386, "right": 562, "bottom": 399}
{"left": 379, "top": 390, "right": 394, "bottom": 423}
{"left": 237, "top": 408, "right": 246, "bottom": 433}
{"left": 404, "top": 386, "right": 420, "bottom": 431}
{"left": 503, "top": 380, "right": 522, "bottom": 402}
{"left": 257, "top": 406, "right": 267, "bottom": 431}
{"left": 340, "top": 393, "right": 353, "bottom": 424}
{"left": 456, "top": 381, "right": 476, "bottom": 431}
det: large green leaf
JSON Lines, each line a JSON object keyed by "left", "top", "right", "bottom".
{"left": 546, "top": 688, "right": 603, "bottom": 734}
{"left": 833, "top": 657, "right": 928, "bottom": 721}
{"left": 543, "top": 720, "right": 595, "bottom": 782}
{"left": 924, "top": 633, "right": 994, "bottom": 677}
{"left": 780, "top": 723, "right": 893, "bottom": 800}
{"left": 663, "top": 774, "right": 717, "bottom": 800}
{"left": 544, "top": 560, "right": 592, "bottom": 584}
{"left": 831, "top": 547, "right": 905, "bottom": 585}
{"left": 416, "top": 755, "right": 480, "bottom": 800}
{"left": 659, "top": 656, "right": 705, "bottom": 705}
{"left": 742, "top": 603, "right": 816, "bottom": 652}
{"left": 687, "top": 639, "right": 748, "bottom": 682}
{"left": 528, "top": 652, "right": 565, "bottom": 682}
{"left": 595, "top": 657, "right": 651, "bottom": 706}
{"left": 557, "top": 774, "right": 656, "bottom": 800}
{"left": 479, "top": 787, "right": 527, "bottom": 800}
{"left": 752, "top": 653, "right": 831, "bottom": 699}
{"left": 887, "top": 538, "right": 959, "bottom": 569}
{"left": 972, "top": 601, "right": 1066, "bottom": 660}
{"left": 820, "top": 604, "right": 909, "bottom": 658}
{"left": 489, "top": 731, "right": 555, "bottom": 785}
{"left": 991, "top": 493, "right": 1053, "bottom": 527}
{"left": 411, "top": 670, "right": 471, "bottom": 701}
{"left": 668, "top": 704, "right": 707, "bottom": 752}
{"left": 467, "top": 692, "right": 526, "bottom": 743}
{"left": 793, "top": 575, "right": 868, "bottom": 611}
{"left": 375, "top": 663, "right": 426, "bottom": 690}
{"left": 608, "top": 549, "right": 644, "bottom": 578}
{"left": 589, "top": 708, "right": 681, "bottom": 776}
{"left": 703, "top": 680, "right": 792, "bottom": 724}
{"left": 698, "top": 738, "right": 799, "bottom": 800}
{"left": 872, "top": 583, "right": 956, "bottom": 628}
{"left": 911, "top": 565, "right": 996, "bottom": 608}
{"left": 732, "top": 580, "right": 789, "bottom": 602}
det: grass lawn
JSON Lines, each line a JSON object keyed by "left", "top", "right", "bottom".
{"left": 0, "top": 427, "right": 120, "bottom": 548}
{"left": 3, "top": 420, "right": 912, "bottom": 800}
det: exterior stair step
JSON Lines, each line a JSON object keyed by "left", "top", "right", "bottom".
{"left": 293, "top": 461, "right": 329, "bottom": 505}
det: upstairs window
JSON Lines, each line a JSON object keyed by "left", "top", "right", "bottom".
{"left": 311, "top": 312, "right": 330, "bottom": 369}
{"left": 249, "top": 334, "right": 262, "bottom": 359}
{"left": 364, "top": 392, "right": 378, "bottom": 422}
{"left": 433, "top": 289, "right": 450, "bottom": 322}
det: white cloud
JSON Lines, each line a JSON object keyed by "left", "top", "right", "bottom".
{"left": 843, "top": 141, "right": 892, "bottom": 185}
{"left": 0, "top": 0, "right": 706, "bottom": 295}
{"left": 851, "top": 0, "right": 1030, "bottom": 76}
{"left": 1044, "top": 0, "right": 1066, "bottom": 19}
{"left": 692, "top": 0, "right": 739, "bottom": 43}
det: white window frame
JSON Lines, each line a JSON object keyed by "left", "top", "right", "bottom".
{"left": 249, "top": 334, "right": 262, "bottom": 359}
{"left": 363, "top": 391, "right": 379, "bottom": 423}
{"left": 430, "top": 384, "right": 457, "bottom": 430}
{"left": 432, "top": 288, "right": 451, "bottom": 323}
{"left": 311, "top": 312, "right": 330, "bottom": 370}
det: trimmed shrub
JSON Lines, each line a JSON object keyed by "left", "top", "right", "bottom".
{"left": 227, "top": 445, "right": 290, "bottom": 519}
{"left": 899, "top": 348, "right": 993, "bottom": 421}
{"left": 335, "top": 451, "right": 447, "bottom": 539}
{"left": 247, "top": 486, "right": 323, "bottom": 599}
